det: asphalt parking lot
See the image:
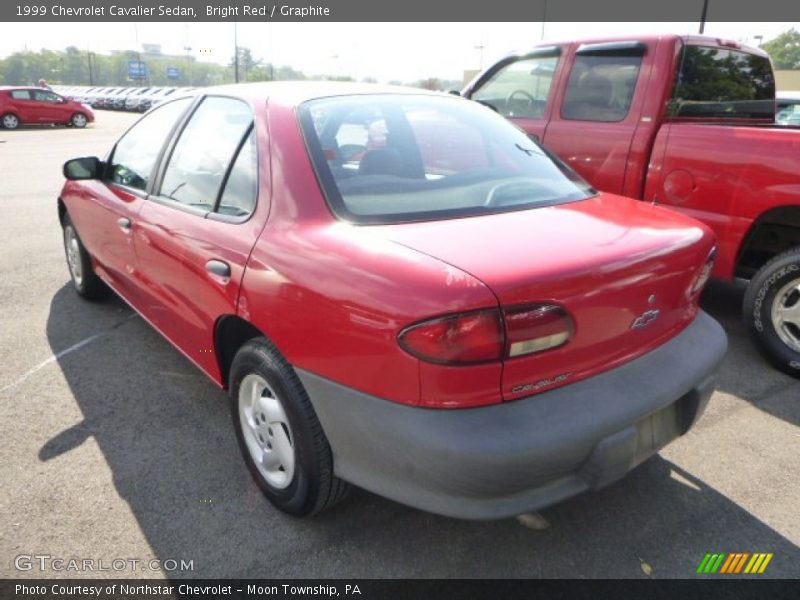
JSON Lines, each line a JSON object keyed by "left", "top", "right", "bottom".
{"left": 0, "top": 111, "right": 798, "bottom": 579}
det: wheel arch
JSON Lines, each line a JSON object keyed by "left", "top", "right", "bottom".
{"left": 735, "top": 206, "right": 800, "bottom": 279}
{"left": 57, "top": 197, "right": 67, "bottom": 226}
{"left": 215, "top": 314, "right": 269, "bottom": 389}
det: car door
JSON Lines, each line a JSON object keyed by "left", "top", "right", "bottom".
{"left": 7, "top": 89, "right": 36, "bottom": 122}
{"left": 467, "top": 47, "right": 566, "bottom": 143}
{"left": 66, "top": 98, "right": 194, "bottom": 304}
{"left": 30, "top": 89, "right": 66, "bottom": 122}
{"left": 132, "top": 95, "right": 267, "bottom": 381}
{"left": 542, "top": 42, "right": 650, "bottom": 195}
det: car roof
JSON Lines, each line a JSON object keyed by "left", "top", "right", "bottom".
{"left": 182, "top": 81, "right": 444, "bottom": 108}
{"left": 0, "top": 85, "right": 55, "bottom": 91}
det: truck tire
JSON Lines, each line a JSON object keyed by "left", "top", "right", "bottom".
{"left": 743, "top": 247, "right": 800, "bottom": 378}
{"left": 229, "top": 338, "right": 350, "bottom": 517}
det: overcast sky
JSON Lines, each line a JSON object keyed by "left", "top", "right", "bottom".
{"left": 0, "top": 21, "right": 796, "bottom": 82}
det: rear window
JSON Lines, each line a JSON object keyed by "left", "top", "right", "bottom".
{"left": 298, "top": 95, "right": 594, "bottom": 225}
{"left": 670, "top": 45, "right": 775, "bottom": 119}
{"left": 10, "top": 90, "right": 30, "bottom": 100}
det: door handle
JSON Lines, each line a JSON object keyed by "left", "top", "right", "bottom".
{"left": 117, "top": 217, "right": 132, "bottom": 232}
{"left": 206, "top": 259, "right": 231, "bottom": 279}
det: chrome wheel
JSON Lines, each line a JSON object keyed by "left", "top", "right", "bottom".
{"left": 771, "top": 277, "right": 800, "bottom": 353}
{"left": 64, "top": 225, "right": 83, "bottom": 288}
{"left": 72, "top": 113, "right": 87, "bottom": 128}
{"left": 2, "top": 114, "right": 19, "bottom": 129}
{"left": 238, "top": 373, "right": 295, "bottom": 489}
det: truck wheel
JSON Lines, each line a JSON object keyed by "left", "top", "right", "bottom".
{"left": 229, "top": 338, "right": 350, "bottom": 517}
{"left": 62, "top": 214, "right": 109, "bottom": 301}
{"left": 743, "top": 247, "right": 800, "bottom": 377}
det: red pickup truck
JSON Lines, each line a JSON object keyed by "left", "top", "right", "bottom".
{"left": 464, "top": 34, "right": 800, "bottom": 376}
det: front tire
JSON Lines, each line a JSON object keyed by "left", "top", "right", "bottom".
{"left": 229, "top": 338, "right": 350, "bottom": 517}
{"left": 2, "top": 113, "right": 20, "bottom": 129}
{"left": 743, "top": 247, "right": 800, "bottom": 377}
{"left": 71, "top": 113, "right": 88, "bottom": 128}
{"left": 62, "top": 214, "right": 109, "bottom": 301}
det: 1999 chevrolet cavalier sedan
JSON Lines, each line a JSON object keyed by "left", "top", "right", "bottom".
{"left": 58, "top": 83, "right": 727, "bottom": 519}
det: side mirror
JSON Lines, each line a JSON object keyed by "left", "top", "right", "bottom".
{"left": 447, "top": 90, "right": 461, "bottom": 96}
{"left": 63, "top": 157, "right": 103, "bottom": 180}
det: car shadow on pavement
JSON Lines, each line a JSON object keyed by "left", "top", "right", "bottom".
{"left": 44, "top": 283, "right": 799, "bottom": 578}
{"left": 700, "top": 280, "right": 799, "bottom": 427}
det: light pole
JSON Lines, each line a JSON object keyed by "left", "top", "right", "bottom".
{"left": 233, "top": 21, "right": 240, "bottom": 83}
{"left": 474, "top": 45, "right": 485, "bottom": 70}
{"left": 699, "top": 0, "right": 709, "bottom": 34}
{"left": 540, "top": 0, "right": 547, "bottom": 40}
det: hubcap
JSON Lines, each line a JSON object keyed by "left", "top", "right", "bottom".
{"left": 238, "top": 373, "right": 295, "bottom": 489}
{"left": 64, "top": 226, "right": 83, "bottom": 287}
{"left": 3, "top": 114, "right": 18, "bottom": 128}
{"left": 73, "top": 114, "right": 87, "bottom": 127}
{"left": 771, "top": 277, "right": 800, "bottom": 353}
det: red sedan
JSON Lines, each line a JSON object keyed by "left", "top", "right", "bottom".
{"left": 57, "top": 83, "right": 726, "bottom": 519}
{"left": 0, "top": 86, "right": 95, "bottom": 129}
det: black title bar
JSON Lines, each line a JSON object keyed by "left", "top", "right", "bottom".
{"left": 2, "top": 0, "right": 800, "bottom": 22}
{"left": 3, "top": 579, "right": 799, "bottom": 600}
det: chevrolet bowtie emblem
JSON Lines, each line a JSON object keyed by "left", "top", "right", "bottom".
{"left": 631, "top": 309, "right": 661, "bottom": 329}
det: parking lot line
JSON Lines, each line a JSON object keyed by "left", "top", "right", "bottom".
{"left": 0, "top": 314, "right": 136, "bottom": 394}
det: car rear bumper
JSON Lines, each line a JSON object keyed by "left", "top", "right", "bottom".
{"left": 297, "top": 310, "right": 727, "bottom": 520}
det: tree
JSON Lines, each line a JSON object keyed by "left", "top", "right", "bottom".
{"left": 230, "top": 47, "right": 261, "bottom": 81}
{"left": 762, "top": 28, "right": 800, "bottom": 70}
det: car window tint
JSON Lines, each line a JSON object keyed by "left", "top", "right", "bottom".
{"left": 216, "top": 128, "right": 258, "bottom": 217}
{"left": 33, "top": 91, "right": 61, "bottom": 103}
{"left": 300, "top": 95, "right": 595, "bottom": 224}
{"left": 471, "top": 55, "right": 559, "bottom": 118}
{"left": 159, "top": 96, "right": 253, "bottom": 211}
{"left": 110, "top": 98, "right": 192, "bottom": 191}
{"left": 10, "top": 90, "right": 31, "bottom": 100}
{"left": 670, "top": 46, "right": 775, "bottom": 119}
{"left": 562, "top": 53, "right": 643, "bottom": 122}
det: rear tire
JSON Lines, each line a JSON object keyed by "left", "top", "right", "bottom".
{"left": 62, "top": 214, "right": 109, "bottom": 301}
{"left": 229, "top": 338, "right": 350, "bottom": 517}
{"left": 743, "top": 247, "right": 800, "bottom": 378}
{"left": 2, "top": 113, "right": 20, "bottom": 129}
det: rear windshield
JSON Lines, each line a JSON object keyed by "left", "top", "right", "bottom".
{"left": 298, "top": 94, "right": 594, "bottom": 224}
{"left": 670, "top": 45, "right": 775, "bottom": 119}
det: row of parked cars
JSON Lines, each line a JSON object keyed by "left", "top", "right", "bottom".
{"left": 53, "top": 85, "right": 195, "bottom": 113}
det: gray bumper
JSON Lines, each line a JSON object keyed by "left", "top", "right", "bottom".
{"left": 298, "top": 311, "right": 727, "bottom": 520}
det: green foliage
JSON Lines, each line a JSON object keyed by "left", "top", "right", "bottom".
{"left": 0, "top": 46, "right": 312, "bottom": 87}
{"left": 762, "top": 28, "right": 800, "bottom": 70}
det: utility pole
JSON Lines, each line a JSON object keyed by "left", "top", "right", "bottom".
{"left": 234, "top": 21, "right": 240, "bottom": 83}
{"left": 699, "top": 0, "right": 709, "bottom": 34}
{"left": 540, "top": 0, "right": 547, "bottom": 40}
{"left": 87, "top": 52, "right": 94, "bottom": 85}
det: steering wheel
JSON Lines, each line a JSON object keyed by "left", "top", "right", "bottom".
{"left": 505, "top": 89, "right": 536, "bottom": 114}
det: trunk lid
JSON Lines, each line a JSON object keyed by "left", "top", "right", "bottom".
{"left": 371, "top": 194, "right": 715, "bottom": 399}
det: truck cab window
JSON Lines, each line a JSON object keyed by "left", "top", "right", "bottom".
{"left": 471, "top": 55, "right": 559, "bottom": 119}
{"left": 670, "top": 46, "right": 775, "bottom": 120}
{"left": 562, "top": 54, "right": 643, "bottom": 122}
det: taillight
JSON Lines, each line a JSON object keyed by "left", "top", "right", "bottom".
{"left": 398, "top": 304, "right": 574, "bottom": 365}
{"left": 398, "top": 309, "right": 504, "bottom": 365}
{"left": 505, "top": 305, "right": 574, "bottom": 357}
{"left": 689, "top": 247, "right": 716, "bottom": 298}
